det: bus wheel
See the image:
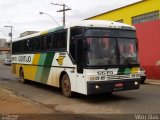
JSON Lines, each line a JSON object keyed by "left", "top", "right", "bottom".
{"left": 61, "top": 74, "right": 73, "bottom": 98}
{"left": 20, "top": 69, "right": 27, "bottom": 84}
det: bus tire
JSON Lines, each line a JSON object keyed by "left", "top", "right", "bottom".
{"left": 61, "top": 74, "right": 73, "bottom": 98}
{"left": 19, "top": 68, "right": 27, "bottom": 84}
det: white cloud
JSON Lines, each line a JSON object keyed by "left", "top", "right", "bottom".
{"left": 0, "top": 0, "right": 141, "bottom": 41}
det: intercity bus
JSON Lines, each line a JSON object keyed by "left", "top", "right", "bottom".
{"left": 12, "top": 20, "right": 141, "bottom": 97}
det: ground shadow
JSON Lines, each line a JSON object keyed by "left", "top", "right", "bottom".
{"left": 24, "top": 80, "right": 137, "bottom": 104}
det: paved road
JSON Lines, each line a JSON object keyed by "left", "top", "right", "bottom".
{"left": 0, "top": 66, "right": 160, "bottom": 115}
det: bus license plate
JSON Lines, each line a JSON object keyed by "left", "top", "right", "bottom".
{"left": 114, "top": 83, "right": 124, "bottom": 91}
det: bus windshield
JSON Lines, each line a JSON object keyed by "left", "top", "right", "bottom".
{"left": 85, "top": 28, "right": 139, "bottom": 66}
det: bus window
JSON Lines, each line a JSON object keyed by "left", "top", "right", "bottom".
{"left": 20, "top": 40, "right": 25, "bottom": 53}
{"left": 25, "top": 39, "right": 32, "bottom": 52}
{"left": 31, "top": 38, "right": 35, "bottom": 51}
{"left": 46, "top": 35, "right": 53, "bottom": 50}
{"left": 70, "top": 27, "right": 83, "bottom": 62}
{"left": 41, "top": 37, "right": 47, "bottom": 51}
{"left": 32, "top": 37, "right": 40, "bottom": 52}
{"left": 54, "top": 30, "right": 67, "bottom": 50}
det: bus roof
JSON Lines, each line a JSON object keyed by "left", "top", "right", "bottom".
{"left": 14, "top": 20, "right": 135, "bottom": 42}
{"left": 67, "top": 20, "right": 135, "bottom": 30}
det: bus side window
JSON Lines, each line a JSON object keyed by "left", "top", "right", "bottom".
{"left": 25, "top": 39, "right": 29, "bottom": 52}
{"left": 32, "top": 39, "right": 35, "bottom": 51}
{"left": 35, "top": 37, "right": 40, "bottom": 51}
{"left": 21, "top": 40, "right": 25, "bottom": 53}
{"left": 54, "top": 30, "right": 67, "bottom": 50}
{"left": 60, "top": 30, "right": 67, "bottom": 49}
{"left": 46, "top": 35, "right": 53, "bottom": 50}
{"left": 54, "top": 33, "right": 58, "bottom": 50}
{"left": 40, "top": 37, "right": 47, "bottom": 51}
{"left": 23, "top": 40, "right": 26, "bottom": 52}
{"left": 70, "top": 27, "right": 83, "bottom": 62}
{"left": 26, "top": 39, "right": 31, "bottom": 52}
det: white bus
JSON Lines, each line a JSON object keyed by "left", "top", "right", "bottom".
{"left": 12, "top": 20, "right": 141, "bottom": 97}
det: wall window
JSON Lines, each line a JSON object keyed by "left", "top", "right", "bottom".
{"left": 132, "top": 11, "right": 159, "bottom": 24}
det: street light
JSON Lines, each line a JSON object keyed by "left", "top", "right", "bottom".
{"left": 39, "top": 12, "right": 59, "bottom": 26}
{"left": 4, "top": 25, "right": 13, "bottom": 54}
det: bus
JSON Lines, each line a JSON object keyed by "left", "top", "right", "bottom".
{"left": 12, "top": 20, "right": 141, "bottom": 97}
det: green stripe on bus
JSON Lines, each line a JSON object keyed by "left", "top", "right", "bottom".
{"left": 35, "top": 53, "right": 47, "bottom": 82}
{"left": 38, "top": 53, "right": 47, "bottom": 65}
{"left": 118, "top": 68, "right": 131, "bottom": 75}
{"left": 35, "top": 66, "right": 43, "bottom": 82}
{"left": 40, "top": 53, "right": 55, "bottom": 83}
{"left": 40, "top": 67, "right": 51, "bottom": 83}
{"left": 44, "top": 52, "right": 55, "bottom": 66}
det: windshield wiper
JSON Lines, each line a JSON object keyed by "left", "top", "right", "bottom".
{"left": 120, "top": 53, "right": 133, "bottom": 65}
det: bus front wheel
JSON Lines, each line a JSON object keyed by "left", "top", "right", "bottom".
{"left": 19, "top": 69, "right": 27, "bottom": 84}
{"left": 61, "top": 74, "right": 73, "bottom": 98}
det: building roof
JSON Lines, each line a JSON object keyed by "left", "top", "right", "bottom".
{"left": 85, "top": 0, "right": 144, "bottom": 20}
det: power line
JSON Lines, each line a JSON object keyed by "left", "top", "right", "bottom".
{"left": 0, "top": 30, "right": 9, "bottom": 37}
{"left": 51, "top": 3, "right": 71, "bottom": 26}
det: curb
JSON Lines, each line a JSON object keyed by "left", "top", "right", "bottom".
{"left": 145, "top": 79, "right": 160, "bottom": 85}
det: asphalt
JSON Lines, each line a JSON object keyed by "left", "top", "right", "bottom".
{"left": 0, "top": 65, "right": 160, "bottom": 120}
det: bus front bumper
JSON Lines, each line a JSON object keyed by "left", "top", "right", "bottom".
{"left": 87, "top": 78, "right": 141, "bottom": 94}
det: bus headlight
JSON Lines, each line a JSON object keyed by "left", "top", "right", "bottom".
{"left": 89, "top": 76, "right": 106, "bottom": 81}
{"left": 135, "top": 81, "right": 138, "bottom": 85}
{"left": 95, "top": 85, "right": 100, "bottom": 89}
{"left": 89, "top": 76, "right": 100, "bottom": 81}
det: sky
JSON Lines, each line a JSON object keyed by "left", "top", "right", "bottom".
{"left": 0, "top": 0, "right": 141, "bottom": 41}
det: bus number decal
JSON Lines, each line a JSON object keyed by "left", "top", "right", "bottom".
{"left": 97, "top": 71, "right": 113, "bottom": 75}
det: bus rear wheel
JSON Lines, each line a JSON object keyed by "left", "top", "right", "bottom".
{"left": 19, "top": 69, "right": 27, "bottom": 84}
{"left": 61, "top": 74, "right": 73, "bottom": 98}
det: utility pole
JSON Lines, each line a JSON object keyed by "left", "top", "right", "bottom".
{"left": 51, "top": 3, "right": 71, "bottom": 26}
{"left": 4, "top": 25, "right": 13, "bottom": 54}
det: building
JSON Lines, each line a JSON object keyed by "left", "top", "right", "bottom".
{"left": 0, "top": 38, "right": 7, "bottom": 47}
{"left": 0, "top": 38, "right": 10, "bottom": 61}
{"left": 86, "top": 0, "right": 160, "bottom": 79}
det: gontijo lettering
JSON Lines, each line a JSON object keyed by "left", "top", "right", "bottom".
{"left": 18, "top": 56, "right": 31, "bottom": 62}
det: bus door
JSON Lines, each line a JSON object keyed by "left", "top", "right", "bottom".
{"left": 75, "top": 35, "right": 86, "bottom": 94}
